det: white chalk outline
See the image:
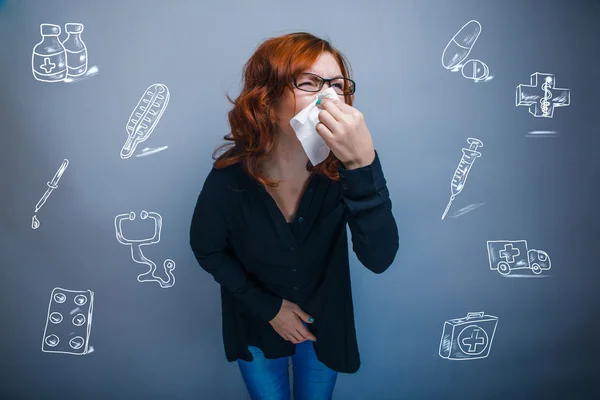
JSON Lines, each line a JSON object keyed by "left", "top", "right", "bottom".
{"left": 32, "top": 23, "right": 96, "bottom": 83}
{"left": 32, "top": 23, "right": 66, "bottom": 82}
{"left": 516, "top": 72, "right": 571, "bottom": 118}
{"left": 62, "top": 23, "right": 88, "bottom": 78}
{"left": 486, "top": 240, "right": 551, "bottom": 276}
{"left": 32, "top": 159, "right": 69, "bottom": 230}
{"left": 449, "top": 202, "right": 485, "bottom": 218}
{"left": 461, "top": 59, "right": 490, "bottom": 82}
{"left": 121, "top": 84, "right": 170, "bottom": 159}
{"left": 441, "top": 20, "right": 482, "bottom": 70}
{"left": 441, "top": 20, "right": 494, "bottom": 82}
{"left": 439, "top": 312, "right": 498, "bottom": 361}
{"left": 42, "top": 287, "right": 94, "bottom": 355}
{"left": 441, "top": 138, "right": 483, "bottom": 220}
{"left": 527, "top": 131, "right": 558, "bottom": 137}
{"left": 114, "top": 210, "right": 176, "bottom": 288}
{"left": 136, "top": 146, "right": 169, "bottom": 157}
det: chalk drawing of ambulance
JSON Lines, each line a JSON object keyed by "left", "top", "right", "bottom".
{"left": 486, "top": 240, "right": 551, "bottom": 275}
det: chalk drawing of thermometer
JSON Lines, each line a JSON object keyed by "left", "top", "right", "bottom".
{"left": 32, "top": 159, "right": 69, "bottom": 230}
{"left": 441, "top": 138, "right": 483, "bottom": 220}
{"left": 114, "top": 210, "right": 176, "bottom": 289}
{"left": 120, "top": 83, "right": 170, "bottom": 159}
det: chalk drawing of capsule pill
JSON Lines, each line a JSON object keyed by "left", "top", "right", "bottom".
{"left": 461, "top": 59, "right": 489, "bottom": 81}
{"left": 441, "top": 20, "right": 482, "bottom": 70}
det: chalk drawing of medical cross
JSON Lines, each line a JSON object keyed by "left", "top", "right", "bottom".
{"left": 500, "top": 243, "right": 520, "bottom": 263}
{"left": 40, "top": 57, "right": 56, "bottom": 74}
{"left": 516, "top": 72, "right": 570, "bottom": 118}
{"left": 461, "top": 328, "right": 486, "bottom": 353}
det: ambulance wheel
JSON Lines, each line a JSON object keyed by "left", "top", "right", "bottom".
{"left": 498, "top": 262, "right": 511, "bottom": 275}
{"left": 531, "top": 263, "right": 542, "bottom": 274}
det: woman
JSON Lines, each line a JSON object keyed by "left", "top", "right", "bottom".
{"left": 190, "top": 32, "right": 399, "bottom": 400}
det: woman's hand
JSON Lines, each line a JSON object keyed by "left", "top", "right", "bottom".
{"left": 269, "top": 299, "right": 317, "bottom": 344}
{"left": 315, "top": 98, "right": 376, "bottom": 169}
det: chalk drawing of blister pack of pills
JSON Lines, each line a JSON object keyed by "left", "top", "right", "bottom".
{"left": 487, "top": 240, "right": 551, "bottom": 276}
{"left": 441, "top": 20, "right": 493, "bottom": 82}
{"left": 120, "top": 84, "right": 170, "bottom": 159}
{"left": 42, "top": 288, "right": 94, "bottom": 355}
{"left": 114, "top": 210, "right": 176, "bottom": 288}
{"left": 516, "top": 72, "right": 570, "bottom": 118}
{"left": 439, "top": 312, "right": 498, "bottom": 361}
{"left": 32, "top": 23, "right": 99, "bottom": 83}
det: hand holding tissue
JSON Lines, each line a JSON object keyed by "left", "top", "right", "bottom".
{"left": 289, "top": 87, "right": 375, "bottom": 169}
{"left": 290, "top": 87, "right": 341, "bottom": 166}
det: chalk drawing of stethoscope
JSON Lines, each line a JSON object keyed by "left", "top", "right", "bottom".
{"left": 114, "top": 210, "right": 175, "bottom": 289}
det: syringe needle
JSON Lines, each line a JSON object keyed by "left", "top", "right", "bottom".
{"left": 441, "top": 196, "right": 455, "bottom": 220}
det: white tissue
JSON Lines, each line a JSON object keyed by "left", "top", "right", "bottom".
{"left": 290, "top": 87, "right": 340, "bottom": 166}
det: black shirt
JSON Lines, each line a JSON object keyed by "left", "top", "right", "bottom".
{"left": 189, "top": 150, "right": 399, "bottom": 373}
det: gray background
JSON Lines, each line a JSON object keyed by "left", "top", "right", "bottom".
{"left": 1, "top": 0, "right": 599, "bottom": 398}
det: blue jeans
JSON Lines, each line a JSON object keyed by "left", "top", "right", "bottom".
{"left": 237, "top": 335, "right": 338, "bottom": 400}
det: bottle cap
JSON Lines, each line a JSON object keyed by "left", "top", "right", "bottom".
{"left": 65, "top": 23, "right": 84, "bottom": 34}
{"left": 41, "top": 23, "right": 61, "bottom": 36}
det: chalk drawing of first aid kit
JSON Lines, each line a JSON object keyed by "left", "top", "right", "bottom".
{"left": 32, "top": 23, "right": 93, "bottom": 83}
{"left": 439, "top": 312, "right": 498, "bottom": 361}
{"left": 487, "top": 240, "right": 551, "bottom": 276}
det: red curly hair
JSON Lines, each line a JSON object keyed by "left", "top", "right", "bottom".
{"left": 212, "top": 32, "right": 354, "bottom": 188}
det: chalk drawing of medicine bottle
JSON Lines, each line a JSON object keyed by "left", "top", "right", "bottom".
{"left": 61, "top": 23, "right": 88, "bottom": 78}
{"left": 32, "top": 24, "right": 67, "bottom": 82}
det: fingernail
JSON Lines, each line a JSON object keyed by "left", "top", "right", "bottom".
{"left": 316, "top": 98, "right": 321, "bottom": 105}
{"left": 308, "top": 317, "right": 314, "bottom": 323}
{"left": 312, "top": 339, "right": 317, "bottom": 342}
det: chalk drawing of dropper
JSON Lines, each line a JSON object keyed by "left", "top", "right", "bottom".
{"left": 441, "top": 138, "right": 483, "bottom": 220}
{"left": 32, "top": 159, "right": 69, "bottom": 229}
{"left": 114, "top": 210, "right": 176, "bottom": 289}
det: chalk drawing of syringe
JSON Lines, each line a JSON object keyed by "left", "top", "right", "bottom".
{"left": 516, "top": 73, "right": 570, "bottom": 118}
{"left": 441, "top": 138, "right": 483, "bottom": 220}
{"left": 114, "top": 210, "right": 175, "bottom": 289}
{"left": 32, "top": 159, "right": 69, "bottom": 230}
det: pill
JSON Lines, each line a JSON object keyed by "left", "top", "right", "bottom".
{"left": 72, "top": 314, "right": 86, "bottom": 326}
{"left": 69, "top": 336, "right": 85, "bottom": 350}
{"left": 74, "top": 294, "right": 88, "bottom": 306}
{"left": 49, "top": 312, "right": 63, "bottom": 324}
{"left": 441, "top": 20, "right": 482, "bottom": 70}
{"left": 45, "top": 334, "right": 60, "bottom": 347}
{"left": 53, "top": 292, "right": 66, "bottom": 303}
{"left": 461, "top": 59, "right": 489, "bottom": 81}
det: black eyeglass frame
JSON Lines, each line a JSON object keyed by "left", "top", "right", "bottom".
{"left": 292, "top": 72, "right": 356, "bottom": 95}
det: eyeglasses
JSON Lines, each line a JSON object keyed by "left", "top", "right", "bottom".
{"left": 293, "top": 72, "right": 356, "bottom": 95}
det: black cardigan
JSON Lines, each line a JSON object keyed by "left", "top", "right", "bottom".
{"left": 189, "top": 150, "right": 399, "bottom": 373}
